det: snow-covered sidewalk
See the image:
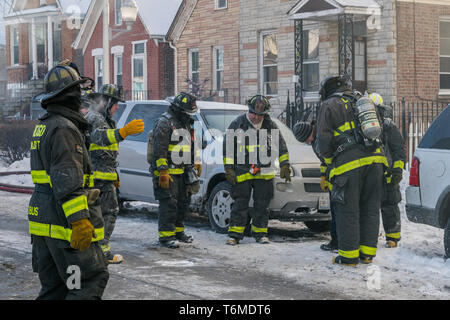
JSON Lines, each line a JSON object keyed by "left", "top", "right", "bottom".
{"left": 0, "top": 157, "right": 449, "bottom": 299}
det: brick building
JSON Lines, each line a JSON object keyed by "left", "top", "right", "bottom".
{"left": 396, "top": 0, "right": 450, "bottom": 102}
{"left": 3, "top": 0, "right": 89, "bottom": 117}
{"left": 166, "top": 0, "right": 240, "bottom": 103}
{"left": 73, "top": 0, "right": 180, "bottom": 101}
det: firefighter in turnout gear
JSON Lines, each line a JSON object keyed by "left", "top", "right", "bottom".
{"left": 29, "top": 63, "right": 109, "bottom": 299}
{"left": 369, "top": 92, "right": 406, "bottom": 248}
{"left": 223, "top": 95, "right": 291, "bottom": 245}
{"left": 151, "top": 92, "right": 200, "bottom": 248}
{"left": 85, "top": 84, "right": 145, "bottom": 263}
{"left": 316, "top": 76, "right": 388, "bottom": 266}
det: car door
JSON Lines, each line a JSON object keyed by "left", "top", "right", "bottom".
{"left": 117, "top": 102, "right": 169, "bottom": 202}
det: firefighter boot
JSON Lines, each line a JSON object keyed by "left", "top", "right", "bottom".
{"left": 360, "top": 255, "right": 373, "bottom": 264}
{"left": 226, "top": 237, "right": 240, "bottom": 246}
{"left": 320, "top": 239, "right": 338, "bottom": 252}
{"left": 159, "top": 239, "right": 180, "bottom": 249}
{"left": 385, "top": 240, "right": 399, "bottom": 248}
{"left": 332, "top": 256, "right": 358, "bottom": 267}
{"left": 176, "top": 232, "right": 193, "bottom": 243}
{"left": 256, "top": 236, "right": 270, "bottom": 244}
{"left": 105, "top": 251, "right": 124, "bottom": 264}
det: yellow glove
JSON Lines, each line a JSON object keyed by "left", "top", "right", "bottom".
{"left": 158, "top": 170, "right": 174, "bottom": 189}
{"left": 320, "top": 176, "right": 329, "bottom": 192}
{"left": 119, "top": 119, "right": 145, "bottom": 139}
{"left": 194, "top": 164, "right": 202, "bottom": 177}
{"left": 280, "top": 164, "right": 291, "bottom": 182}
{"left": 70, "top": 218, "right": 95, "bottom": 251}
{"left": 225, "top": 168, "right": 236, "bottom": 186}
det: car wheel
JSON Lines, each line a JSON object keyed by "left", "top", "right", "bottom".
{"left": 304, "top": 221, "right": 331, "bottom": 233}
{"left": 207, "top": 181, "right": 234, "bottom": 234}
{"left": 445, "top": 218, "right": 450, "bottom": 260}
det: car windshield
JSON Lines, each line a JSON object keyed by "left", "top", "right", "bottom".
{"left": 200, "top": 109, "right": 301, "bottom": 146}
{"left": 200, "top": 109, "right": 246, "bottom": 137}
{"left": 272, "top": 119, "right": 302, "bottom": 146}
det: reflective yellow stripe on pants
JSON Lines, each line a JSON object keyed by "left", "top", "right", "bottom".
{"left": 236, "top": 172, "right": 275, "bottom": 183}
{"left": 329, "top": 156, "right": 388, "bottom": 181}
{"left": 228, "top": 226, "right": 245, "bottom": 234}
{"left": 29, "top": 221, "right": 104, "bottom": 242}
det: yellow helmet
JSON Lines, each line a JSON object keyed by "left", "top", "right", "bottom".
{"left": 369, "top": 92, "right": 384, "bottom": 106}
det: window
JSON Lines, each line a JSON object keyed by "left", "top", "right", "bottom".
{"left": 11, "top": 26, "right": 19, "bottom": 65}
{"left": 35, "top": 24, "right": 46, "bottom": 64}
{"left": 302, "top": 28, "right": 319, "bottom": 92}
{"left": 52, "top": 22, "right": 62, "bottom": 67}
{"left": 124, "top": 104, "right": 168, "bottom": 142}
{"left": 112, "top": 103, "right": 127, "bottom": 123}
{"left": 132, "top": 41, "right": 147, "bottom": 100}
{"left": 115, "top": 55, "right": 123, "bottom": 86}
{"left": 215, "top": 0, "right": 227, "bottom": 9}
{"left": 95, "top": 56, "right": 103, "bottom": 90}
{"left": 189, "top": 48, "right": 199, "bottom": 84}
{"left": 439, "top": 19, "right": 450, "bottom": 92}
{"left": 115, "top": 0, "right": 122, "bottom": 25}
{"left": 213, "top": 46, "right": 224, "bottom": 91}
{"left": 261, "top": 32, "right": 278, "bottom": 96}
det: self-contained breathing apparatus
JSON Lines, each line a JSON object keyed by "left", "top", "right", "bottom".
{"left": 329, "top": 91, "right": 384, "bottom": 157}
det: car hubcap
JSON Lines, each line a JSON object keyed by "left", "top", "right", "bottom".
{"left": 211, "top": 190, "right": 233, "bottom": 228}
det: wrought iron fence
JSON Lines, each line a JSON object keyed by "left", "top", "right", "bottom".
{"left": 283, "top": 95, "right": 450, "bottom": 168}
{"left": 198, "top": 88, "right": 240, "bottom": 104}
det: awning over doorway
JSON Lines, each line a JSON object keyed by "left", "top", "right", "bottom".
{"left": 288, "top": 0, "right": 381, "bottom": 21}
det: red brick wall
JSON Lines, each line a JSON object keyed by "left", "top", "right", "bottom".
{"left": 84, "top": 0, "right": 170, "bottom": 99}
{"left": 176, "top": 0, "right": 240, "bottom": 95}
{"left": 397, "top": 1, "right": 450, "bottom": 102}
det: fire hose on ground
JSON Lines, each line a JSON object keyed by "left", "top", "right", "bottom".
{"left": 0, "top": 171, "right": 34, "bottom": 194}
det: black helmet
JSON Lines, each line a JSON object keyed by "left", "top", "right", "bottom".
{"left": 87, "top": 84, "right": 125, "bottom": 103}
{"left": 319, "top": 75, "right": 352, "bottom": 101}
{"left": 293, "top": 121, "right": 313, "bottom": 143}
{"left": 57, "top": 59, "right": 95, "bottom": 91}
{"left": 33, "top": 65, "right": 85, "bottom": 108}
{"left": 172, "top": 92, "right": 198, "bottom": 115}
{"left": 247, "top": 95, "right": 271, "bottom": 115}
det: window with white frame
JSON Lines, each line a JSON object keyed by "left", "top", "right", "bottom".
{"left": 213, "top": 46, "right": 224, "bottom": 91}
{"left": 440, "top": 19, "right": 450, "bottom": 92}
{"left": 132, "top": 41, "right": 147, "bottom": 100}
{"left": 189, "top": 48, "right": 199, "bottom": 84}
{"left": 10, "top": 26, "right": 19, "bottom": 65}
{"left": 115, "top": 54, "right": 123, "bottom": 86}
{"left": 302, "top": 27, "right": 319, "bottom": 92}
{"left": 215, "top": 0, "right": 227, "bottom": 10}
{"left": 115, "top": 0, "right": 122, "bottom": 25}
{"left": 95, "top": 56, "right": 103, "bottom": 90}
{"left": 261, "top": 32, "right": 278, "bottom": 96}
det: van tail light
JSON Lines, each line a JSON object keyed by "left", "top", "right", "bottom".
{"left": 409, "top": 156, "right": 420, "bottom": 187}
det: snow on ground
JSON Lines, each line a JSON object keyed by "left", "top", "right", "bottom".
{"left": 0, "top": 157, "right": 32, "bottom": 187}
{"left": 0, "top": 158, "right": 449, "bottom": 299}
{"left": 121, "top": 172, "right": 450, "bottom": 299}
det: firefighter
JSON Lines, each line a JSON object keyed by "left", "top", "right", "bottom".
{"left": 84, "top": 85, "right": 145, "bottom": 263}
{"left": 316, "top": 76, "right": 388, "bottom": 266}
{"left": 151, "top": 92, "right": 201, "bottom": 248}
{"left": 293, "top": 121, "right": 338, "bottom": 252}
{"left": 369, "top": 92, "right": 406, "bottom": 248}
{"left": 29, "top": 63, "right": 109, "bottom": 299}
{"left": 223, "top": 95, "right": 291, "bottom": 245}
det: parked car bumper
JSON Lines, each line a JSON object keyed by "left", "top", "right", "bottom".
{"left": 405, "top": 204, "right": 440, "bottom": 228}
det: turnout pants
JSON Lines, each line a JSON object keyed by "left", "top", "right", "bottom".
{"left": 96, "top": 181, "right": 120, "bottom": 253}
{"left": 331, "top": 163, "right": 383, "bottom": 263}
{"left": 154, "top": 174, "right": 190, "bottom": 241}
{"left": 381, "top": 182, "right": 402, "bottom": 242}
{"left": 228, "top": 179, "right": 274, "bottom": 241}
{"left": 32, "top": 236, "right": 109, "bottom": 300}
